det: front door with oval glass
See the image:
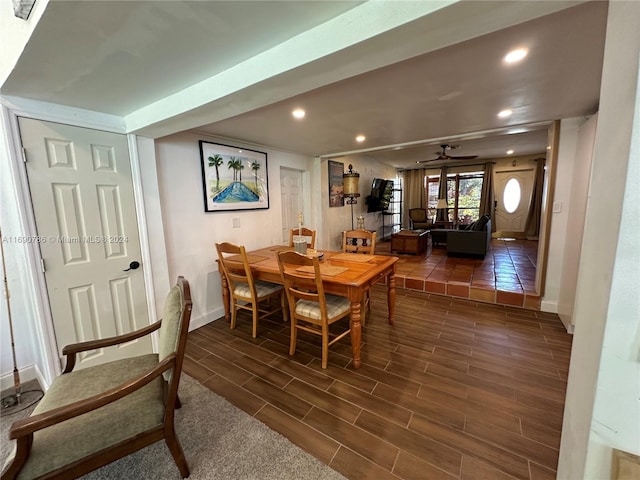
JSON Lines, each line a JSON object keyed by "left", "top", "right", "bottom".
{"left": 494, "top": 169, "right": 535, "bottom": 233}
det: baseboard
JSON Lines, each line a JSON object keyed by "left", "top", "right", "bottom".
{"left": 557, "top": 313, "right": 575, "bottom": 334}
{"left": 540, "top": 299, "right": 558, "bottom": 313}
{"left": 189, "top": 307, "right": 225, "bottom": 332}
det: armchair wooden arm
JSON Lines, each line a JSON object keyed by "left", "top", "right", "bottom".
{"left": 10, "top": 354, "right": 175, "bottom": 440}
{"left": 62, "top": 320, "right": 162, "bottom": 373}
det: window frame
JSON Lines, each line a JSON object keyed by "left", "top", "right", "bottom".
{"left": 445, "top": 171, "right": 484, "bottom": 224}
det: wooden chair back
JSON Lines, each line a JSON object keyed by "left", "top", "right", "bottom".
{"left": 216, "top": 242, "right": 255, "bottom": 296}
{"left": 409, "top": 208, "right": 428, "bottom": 222}
{"left": 289, "top": 227, "right": 316, "bottom": 249}
{"left": 215, "top": 241, "right": 284, "bottom": 338}
{"left": 342, "top": 230, "right": 377, "bottom": 254}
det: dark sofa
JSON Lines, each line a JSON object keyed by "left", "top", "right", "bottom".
{"left": 431, "top": 215, "right": 492, "bottom": 258}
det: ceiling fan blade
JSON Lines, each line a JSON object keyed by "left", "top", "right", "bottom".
{"left": 449, "top": 155, "right": 478, "bottom": 160}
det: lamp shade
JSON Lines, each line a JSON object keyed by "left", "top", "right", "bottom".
{"left": 436, "top": 198, "right": 448, "bottom": 209}
{"left": 343, "top": 164, "right": 360, "bottom": 197}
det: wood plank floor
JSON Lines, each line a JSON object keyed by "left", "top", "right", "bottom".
{"left": 183, "top": 285, "right": 572, "bottom": 480}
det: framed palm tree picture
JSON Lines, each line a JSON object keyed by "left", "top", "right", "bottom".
{"left": 199, "top": 141, "right": 269, "bottom": 212}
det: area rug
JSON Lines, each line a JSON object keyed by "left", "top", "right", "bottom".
{"left": 1, "top": 375, "right": 348, "bottom": 480}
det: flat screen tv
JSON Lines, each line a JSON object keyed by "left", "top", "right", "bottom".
{"left": 366, "top": 178, "right": 394, "bottom": 212}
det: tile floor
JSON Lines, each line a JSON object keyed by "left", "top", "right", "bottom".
{"left": 376, "top": 237, "right": 541, "bottom": 310}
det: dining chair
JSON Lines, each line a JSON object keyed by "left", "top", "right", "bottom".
{"left": 1, "top": 277, "right": 192, "bottom": 480}
{"left": 289, "top": 227, "right": 316, "bottom": 249}
{"left": 216, "top": 242, "right": 286, "bottom": 338}
{"left": 342, "top": 229, "right": 377, "bottom": 323}
{"left": 276, "top": 250, "right": 351, "bottom": 369}
{"left": 342, "top": 229, "right": 377, "bottom": 254}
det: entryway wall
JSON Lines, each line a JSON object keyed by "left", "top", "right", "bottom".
{"left": 556, "top": 115, "right": 597, "bottom": 330}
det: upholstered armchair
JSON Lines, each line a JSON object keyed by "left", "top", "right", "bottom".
{"left": 409, "top": 208, "right": 433, "bottom": 230}
{"left": 2, "top": 277, "right": 193, "bottom": 480}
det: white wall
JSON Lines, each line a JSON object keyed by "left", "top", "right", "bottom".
{"left": 557, "top": 1, "right": 640, "bottom": 477}
{"left": 541, "top": 118, "right": 583, "bottom": 313}
{"left": 557, "top": 114, "right": 597, "bottom": 330}
{"left": 154, "top": 132, "right": 315, "bottom": 329}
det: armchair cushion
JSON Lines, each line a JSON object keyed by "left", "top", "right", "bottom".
{"left": 409, "top": 208, "right": 427, "bottom": 221}
{"left": 159, "top": 284, "right": 182, "bottom": 380}
{"left": 472, "top": 215, "right": 490, "bottom": 231}
{"left": 10, "top": 355, "right": 163, "bottom": 479}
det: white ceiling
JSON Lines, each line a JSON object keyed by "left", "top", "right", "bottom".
{"left": 2, "top": 1, "right": 608, "bottom": 170}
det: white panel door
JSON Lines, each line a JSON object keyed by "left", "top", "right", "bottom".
{"left": 280, "top": 167, "right": 303, "bottom": 244}
{"left": 19, "top": 118, "right": 151, "bottom": 369}
{"left": 494, "top": 168, "right": 535, "bottom": 233}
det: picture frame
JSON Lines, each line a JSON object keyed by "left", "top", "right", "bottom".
{"left": 199, "top": 141, "right": 269, "bottom": 212}
{"left": 328, "top": 160, "right": 344, "bottom": 207}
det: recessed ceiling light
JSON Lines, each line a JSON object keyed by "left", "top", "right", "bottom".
{"left": 498, "top": 109, "right": 513, "bottom": 118}
{"left": 506, "top": 149, "right": 514, "bottom": 155}
{"left": 355, "top": 135, "right": 366, "bottom": 143}
{"left": 504, "top": 48, "right": 528, "bottom": 64}
{"left": 292, "top": 109, "right": 305, "bottom": 119}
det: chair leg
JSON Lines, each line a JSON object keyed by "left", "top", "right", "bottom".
{"left": 289, "top": 318, "right": 297, "bottom": 356}
{"left": 165, "top": 428, "right": 190, "bottom": 479}
{"left": 321, "top": 325, "right": 329, "bottom": 369}
{"left": 280, "top": 292, "right": 288, "bottom": 322}
{"left": 252, "top": 302, "right": 259, "bottom": 338}
{"left": 230, "top": 301, "right": 238, "bottom": 330}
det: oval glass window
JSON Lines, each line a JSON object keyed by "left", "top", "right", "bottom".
{"left": 503, "top": 178, "right": 521, "bottom": 213}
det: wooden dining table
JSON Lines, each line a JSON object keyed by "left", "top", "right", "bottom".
{"left": 218, "top": 246, "right": 398, "bottom": 369}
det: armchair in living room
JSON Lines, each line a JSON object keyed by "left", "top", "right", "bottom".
{"left": 409, "top": 208, "right": 433, "bottom": 230}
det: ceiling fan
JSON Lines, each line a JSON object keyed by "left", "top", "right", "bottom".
{"left": 418, "top": 144, "right": 478, "bottom": 163}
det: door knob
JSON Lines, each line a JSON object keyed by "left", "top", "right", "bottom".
{"left": 123, "top": 261, "right": 140, "bottom": 271}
